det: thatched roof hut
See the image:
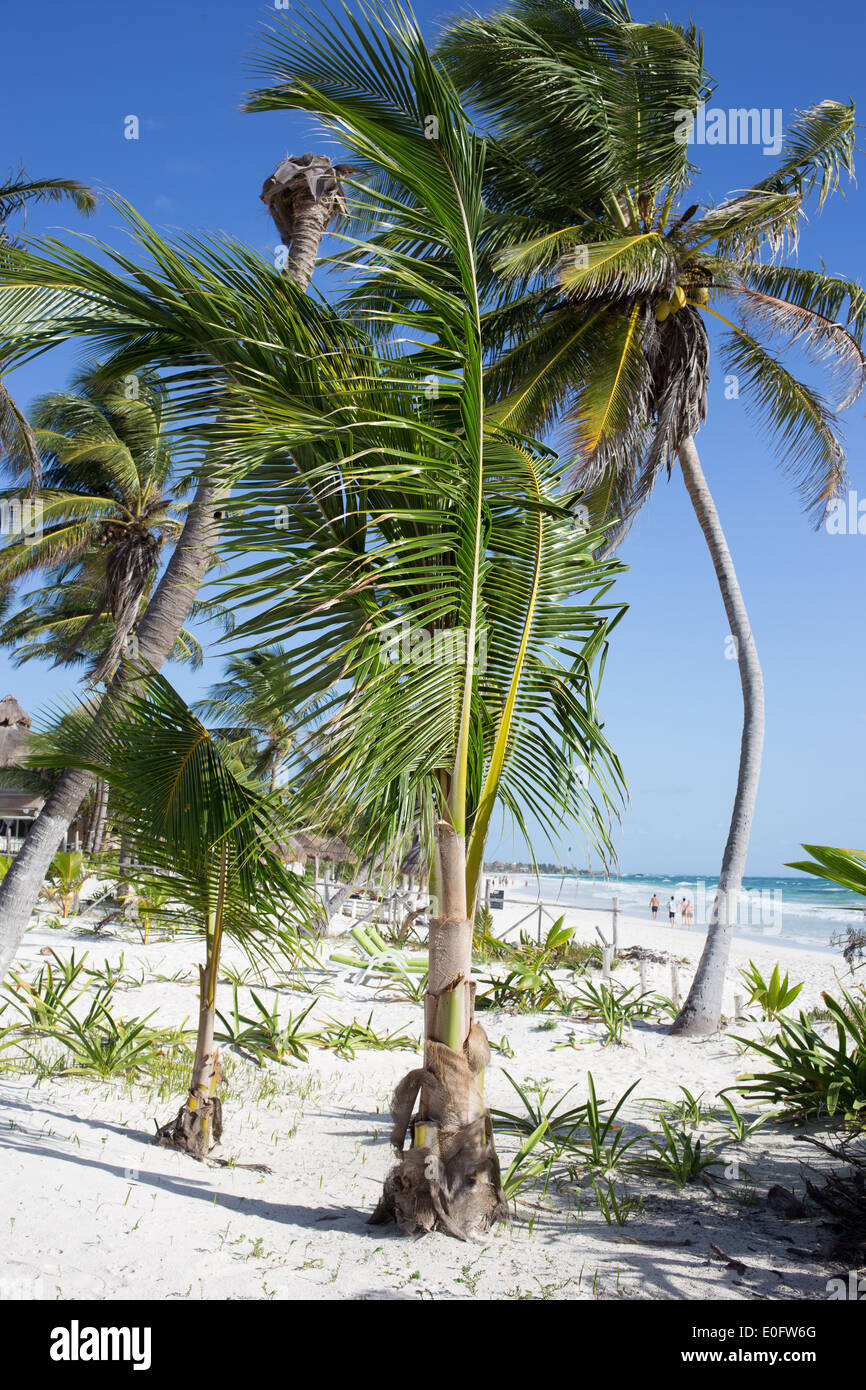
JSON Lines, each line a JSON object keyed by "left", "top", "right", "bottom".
{"left": 0, "top": 695, "right": 32, "bottom": 770}
{"left": 276, "top": 833, "right": 358, "bottom": 866}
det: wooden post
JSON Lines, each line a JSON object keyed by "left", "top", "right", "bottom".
{"left": 639, "top": 959, "right": 648, "bottom": 995}
{"left": 602, "top": 946, "right": 611, "bottom": 979}
{"left": 484, "top": 879, "right": 490, "bottom": 908}
{"left": 612, "top": 896, "right": 619, "bottom": 953}
{"left": 670, "top": 961, "right": 680, "bottom": 1005}
{"left": 734, "top": 993, "right": 744, "bottom": 1019}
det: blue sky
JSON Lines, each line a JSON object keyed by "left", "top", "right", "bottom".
{"left": 2, "top": 0, "right": 865, "bottom": 876}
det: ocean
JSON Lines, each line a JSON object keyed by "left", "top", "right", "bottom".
{"left": 496, "top": 871, "right": 866, "bottom": 954}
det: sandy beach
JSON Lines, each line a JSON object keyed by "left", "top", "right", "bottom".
{"left": 0, "top": 897, "right": 856, "bottom": 1302}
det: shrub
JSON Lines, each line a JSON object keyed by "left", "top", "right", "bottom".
{"left": 739, "top": 960, "right": 804, "bottom": 1020}
{"left": 634, "top": 1118, "right": 726, "bottom": 1187}
{"left": 568, "top": 979, "right": 667, "bottom": 1043}
{"left": 491, "top": 1071, "right": 590, "bottom": 1145}
{"left": 734, "top": 987, "right": 866, "bottom": 1125}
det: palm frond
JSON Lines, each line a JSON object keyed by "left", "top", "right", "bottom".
{"left": 30, "top": 670, "right": 311, "bottom": 934}
{"left": 728, "top": 286, "right": 866, "bottom": 410}
{"left": 719, "top": 319, "right": 846, "bottom": 520}
{"left": 753, "top": 101, "right": 857, "bottom": 208}
{"left": 565, "top": 304, "right": 649, "bottom": 472}
{"left": 0, "top": 172, "right": 97, "bottom": 226}
{"left": 557, "top": 233, "right": 676, "bottom": 299}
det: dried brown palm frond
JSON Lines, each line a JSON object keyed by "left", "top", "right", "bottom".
{"left": 729, "top": 286, "right": 866, "bottom": 411}
{"left": 804, "top": 1133, "right": 866, "bottom": 1266}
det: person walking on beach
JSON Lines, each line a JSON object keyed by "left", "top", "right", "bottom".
{"left": 649, "top": 893, "right": 660, "bottom": 921}
{"left": 685, "top": 898, "right": 694, "bottom": 929}
{"left": 680, "top": 897, "right": 688, "bottom": 927}
{"left": 668, "top": 896, "right": 676, "bottom": 926}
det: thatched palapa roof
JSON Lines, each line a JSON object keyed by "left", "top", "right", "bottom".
{"left": 276, "top": 833, "right": 358, "bottom": 866}
{"left": 274, "top": 832, "right": 426, "bottom": 878}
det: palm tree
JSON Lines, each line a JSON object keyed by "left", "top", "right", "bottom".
{"left": 0, "top": 372, "right": 186, "bottom": 685}
{"left": 0, "top": 572, "right": 206, "bottom": 674}
{"left": 0, "top": 144, "right": 340, "bottom": 962}
{"left": 0, "top": 372, "right": 193, "bottom": 859}
{"left": 230, "top": 1, "right": 625, "bottom": 1236}
{"left": 195, "top": 647, "right": 297, "bottom": 791}
{"left": 437, "top": 0, "right": 865, "bottom": 1034}
{"left": 0, "top": 5, "right": 625, "bottom": 1237}
{"left": 36, "top": 670, "right": 311, "bottom": 1156}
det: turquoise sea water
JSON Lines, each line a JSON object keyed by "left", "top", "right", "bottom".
{"left": 500, "top": 872, "right": 865, "bottom": 953}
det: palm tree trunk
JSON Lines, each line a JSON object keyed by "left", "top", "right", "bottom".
{"left": 371, "top": 820, "right": 506, "bottom": 1238}
{"left": 86, "top": 778, "right": 109, "bottom": 857}
{"left": 285, "top": 198, "right": 331, "bottom": 291}
{"left": 82, "top": 785, "right": 99, "bottom": 855}
{"left": 0, "top": 480, "right": 220, "bottom": 981}
{"left": 155, "top": 945, "right": 224, "bottom": 1158}
{"left": 670, "top": 434, "right": 765, "bottom": 1036}
{"left": 156, "top": 847, "right": 227, "bottom": 1157}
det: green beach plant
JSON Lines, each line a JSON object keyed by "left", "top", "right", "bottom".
{"left": 215, "top": 986, "right": 318, "bottom": 1066}
{"left": 788, "top": 845, "right": 866, "bottom": 972}
{"left": 713, "top": 1093, "right": 771, "bottom": 1145}
{"left": 649, "top": 1086, "right": 709, "bottom": 1132}
{"left": 476, "top": 963, "right": 562, "bottom": 1014}
{"left": 314, "top": 1013, "right": 419, "bottom": 1060}
{"left": 41, "top": 851, "right": 89, "bottom": 917}
{"left": 34, "top": 989, "right": 181, "bottom": 1080}
{"left": 561, "top": 939, "right": 607, "bottom": 973}
{"left": 491, "top": 1071, "right": 590, "bottom": 1146}
{"left": 787, "top": 844, "right": 866, "bottom": 898}
{"left": 569, "top": 979, "right": 658, "bottom": 1044}
{"left": 739, "top": 960, "right": 804, "bottom": 1020}
{"left": 734, "top": 988, "right": 866, "bottom": 1125}
{"left": 0, "top": 963, "right": 186, "bottom": 1080}
{"left": 83, "top": 954, "right": 127, "bottom": 992}
{"left": 472, "top": 907, "right": 511, "bottom": 964}
{"left": 635, "top": 1117, "right": 726, "bottom": 1187}
{"left": 500, "top": 1120, "right": 552, "bottom": 1202}
{"left": 569, "top": 1073, "right": 643, "bottom": 1178}
{"left": 592, "top": 1177, "right": 642, "bottom": 1226}
{"left": 376, "top": 970, "right": 429, "bottom": 1005}
{"left": 1, "top": 948, "right": 90, "bottom": 1031}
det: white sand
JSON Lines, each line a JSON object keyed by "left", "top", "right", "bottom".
{"left": 0, "top": 900, "right": 857, "bottom": 1301}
